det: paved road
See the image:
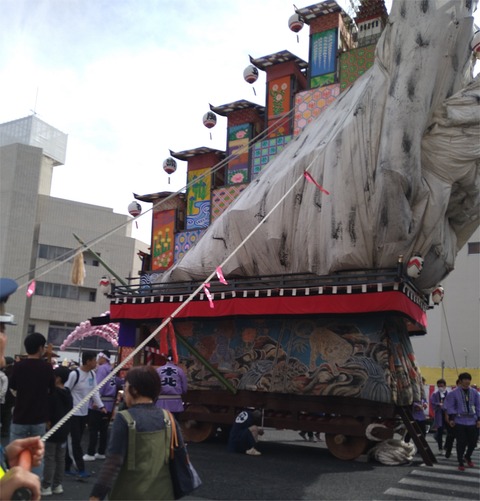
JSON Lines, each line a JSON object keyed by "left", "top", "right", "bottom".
{"left": 35, "top": 430, "right": 479, "bottom": 500}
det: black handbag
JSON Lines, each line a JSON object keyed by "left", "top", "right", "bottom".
{"left": 164, "top": 410, "right": 202, "bottom": 499}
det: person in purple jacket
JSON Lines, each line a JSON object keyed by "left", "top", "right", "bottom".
{"left": 430, "top": 378, "right": 449, "bottom": 454}
{"left": 444, "top": 372, "right": 480, "bottom": 471}
{"left": 155, "top": 353, "right": 188, "bottom": 419}
{"left": 84, "top": 351, "right": 121, "bottom": 461}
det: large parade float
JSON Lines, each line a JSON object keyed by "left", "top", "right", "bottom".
{"left": 105, "top": 0, "right": 480, "bottom": 462}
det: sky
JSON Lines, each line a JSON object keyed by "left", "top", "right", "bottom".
{"left": 0, "top": 0, "right": 478, "bottom": 246}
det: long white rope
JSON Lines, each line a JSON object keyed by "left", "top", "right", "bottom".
{"left": 42, "top": 150, "right": 321, "bottom": 441}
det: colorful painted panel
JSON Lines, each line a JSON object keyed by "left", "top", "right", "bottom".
{"left": 169, "top": 314, "right": 422, "bottom": 406}
{"left": 211, "top": 184, "right": 247, "bottom": 222}
{"left": 267, "top": 115, "right": 291, "bottom": 138}
{"left": 252, "top": 135, "right": 292, "bottom": 179}
{"left": 293, "top": 85, "right": 340, "bottom": 136}
{"left": 186, "top": 168, "right": 211, "bottom": 229}
{"left": 309, "top": 29, "right": 337, "bottom": 88}
{"left": 227, "top": 123, "right": 251, "bottom": 185}
{"left": 151, "top": 209, "right": 175, "bottom": 270}
{"left": 267, "top": 76, "right": 291, "bottom": 119}
{"left": 174, "top": 229, "right": 206, "bottom": 261}
{"left": 339, "top": 45, "right": 376, "bottom": 90}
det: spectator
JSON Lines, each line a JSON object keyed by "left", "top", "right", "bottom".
{"left": 41, "top": 366, "right": 73, "bottom": 497}
{"left": 228, "top": 409, "right": 264, "bottom": 456}
{"left": 89, "top": 366, "right": 181, "bottom": 500}
{"left": 64, "top": 351, "right": 106, "bottom": 478}
{"left": 155, "top": 354, "right": 187, "bottom": 420}
{"left": 430, "top": 378, "right": 449, "bottom": 454}
{"left": 9, "top": 333, "right": 55, "bottom": 476}
{"left": 84, "top": 351, "right": 121, "bottom": 462}
{"left": 444, "top": 372, "right": 480, "bottom": 471}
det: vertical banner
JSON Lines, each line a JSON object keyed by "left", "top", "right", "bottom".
{"left": 186, "top": 168, "right": 211, "bottom": 229}
{"left": 152, "top": 209, "right": 175, "bottom": 270}
{"left": 227, "top": 123, "right": 251, "bottom": 185}
{"left": 309, "top": 29, "right": 337, "bottom": 88}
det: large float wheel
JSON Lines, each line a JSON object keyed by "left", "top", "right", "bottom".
{"left": 180, "top": 405, "right": 214, "bottom": 443}
{"left": 325, "top": 417, "right": 369, "bottom": 461}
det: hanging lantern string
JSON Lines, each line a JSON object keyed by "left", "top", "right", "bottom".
{"left": 13, "top": 104, "right": 299, "bottom": 290}
{"left": 40, "top": 151, "right": 324, "bottom": 443}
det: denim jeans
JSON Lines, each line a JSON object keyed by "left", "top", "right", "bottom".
{"left": 10, "top": 422, "right": 47, "bottom": 476}
{"left": 42, "top": 441, "right": 67, "bottom": 488}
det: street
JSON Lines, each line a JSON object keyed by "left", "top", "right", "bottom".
{"left": 47, "top": 429, "right": 479, "bottom": 500}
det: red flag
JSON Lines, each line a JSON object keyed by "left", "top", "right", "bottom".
{"left": 304, "top": 171, "right": 330, "bottom": 195}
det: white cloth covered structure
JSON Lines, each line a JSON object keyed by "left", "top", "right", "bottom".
{"left": 161, "top": 0, "right": 480, "bottom": 293}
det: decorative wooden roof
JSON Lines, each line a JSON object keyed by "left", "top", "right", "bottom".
{"left": 355, "top": 0, "right": 388, "bottom": 23}
{"left": 209, "top": 100, "right": 265, "bottom": 117}
{"left": 133, "top": 191, "right": 186, "bottom": 203}
{"left": 295, "top": 1, "right": 351, "bottom": 25}
{"left": 169, "top": 147, "right": 225, "bottom": 161}
{"left": 249, "top": 50, "right": 308, "bottom": 71}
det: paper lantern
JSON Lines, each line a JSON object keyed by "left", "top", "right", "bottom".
{"left": 163, "top": 157, "right": 177, "bottom": 183}
{"left": 406, "top": 253, "right": 424, "bottom": 279}
{"left": 432, "top": 285, "right": 444, "bottom": 305}
{"left": 99, "top": 276, "right": 110, "bottom": 295}
{"left": 288, "top": 13, "right": 304, "bottom": 33}
{"left": 203, "top": 111, "right": 217, "bottom": 129}
{"left": 128, "top": 201, "right": 141, "bottom": 217}
{"left": 243, "top": 65, "right": 259, "bottom": 84}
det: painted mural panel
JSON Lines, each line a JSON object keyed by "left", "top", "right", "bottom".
{"left": 186, "top": 168, "right": 211, "bottom": 229}
{"left": 267, "top": 76, "right": 291, "bottom": 118}
{"left": 211, "top": 184, "right": 247, "bottom": 222}
{"left": 152, "top": 209, "right": 175, "bottom": 270}
{"left": 227, "top": 123, "right": 251, "bottom": 185}
{"left": 252, "top": 135, "right": 292, "bottom": 179}
{"left": 171, "top": 314, "right": 422, "bottom": 406}
{"left": 309, "top": 29, "right": 337, "bottom": 88}
{"left": 174, "top": 229, "right": 206, "bottom": 261}
{"left": 293, "top": 85, "right": 340, "bottom": 137}
{"left": 339, "top": 45, "right": 376, "bottom": 90}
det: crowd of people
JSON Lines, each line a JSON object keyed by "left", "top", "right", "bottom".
{"left": 0, "top": 325, "right": 189, "bottom": 501}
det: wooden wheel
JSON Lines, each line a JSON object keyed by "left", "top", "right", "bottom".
{"left": 325, "top": 417, "right": 369, "bottom": 460}
{"left": 179, "top": 405, "right": 214, "bottom": 443}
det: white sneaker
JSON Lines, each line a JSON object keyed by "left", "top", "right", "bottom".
{"left": 95, "top": 453, "right": 106, "bottom": 459}
{"left": 52, "top": 485, "right": 64, "bottom": 494}
{"left": 245, "top": 447, "right": 261, "bottom": 456}
{"left": 83, "top": 454, "right": 96, "bottom": 461}
{"left": 41, "top": 486, "right": 52, "bottom": 496}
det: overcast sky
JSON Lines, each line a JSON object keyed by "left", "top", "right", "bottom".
{"left": 0, "top": 0, "right": 478, "bottom": 246}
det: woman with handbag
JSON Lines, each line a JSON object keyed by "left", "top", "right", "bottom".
{"left": 89, "top": 365, "right": 178, "bottom": 500}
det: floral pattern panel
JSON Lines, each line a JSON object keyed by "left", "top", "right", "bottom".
{"left": 267, "top": 76, "right": 292, "bottom": 137}
{"left": 252, "top": 136, "right": 292, "bottom": 179}
{"left": 172, "top": 314, "right": 421, "bottom": 406}
{"left": 227, "top": 123, "right": 251, "bottom": 185}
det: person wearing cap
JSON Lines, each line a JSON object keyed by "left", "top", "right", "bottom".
{"left": 83, "top": 351, "right": 121, "bottom": 462}
{"left": 154, "top": 353, "right": 188, "bottom": 420}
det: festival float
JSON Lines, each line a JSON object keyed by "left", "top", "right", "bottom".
{"left": 106, "top": 0, "right": 480, "bottom": 463}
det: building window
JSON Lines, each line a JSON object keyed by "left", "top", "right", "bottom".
{"left": 27, "top": 324, "right": 35, "bottom": 335}
{"left": 36, "top": 281, "right": 96, "bottom": 301}
{"left": 468, "top": 242, "right": 480, "bottom": 254}
{"left": 38, "top": 244, "right": 74, "bottom": 261}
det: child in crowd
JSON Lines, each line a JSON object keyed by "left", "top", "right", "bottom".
{"left": 41, "top": 366, "right": 73, "bottom": 496}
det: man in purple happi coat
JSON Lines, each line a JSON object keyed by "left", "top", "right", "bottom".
{"left": 444, "top": 372, "right": 480, "bottom": 471}
{"left": 84, "top": 351, "right": 122, "bottom": 461}
{"left": 430, "top": 378, "right": 449, "bottom": 454}
{"left": 155, "top": 353, "right": 188, "bottom": 419}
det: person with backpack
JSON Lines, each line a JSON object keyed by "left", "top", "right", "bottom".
{"left": 64, "top": 351, "right": 106, "bottom": 478}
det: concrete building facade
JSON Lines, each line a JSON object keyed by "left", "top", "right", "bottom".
{"left": 0, "top": 115, "right": 147, "bottom": 357}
